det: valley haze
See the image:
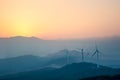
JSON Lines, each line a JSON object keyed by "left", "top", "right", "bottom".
{"left": 0, "top": 36, "right": 120, "bottom": 68}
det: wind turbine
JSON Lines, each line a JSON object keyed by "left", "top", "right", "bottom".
{"left": 64, "top": 49, "right": 70, "bottom": 65}
{"left": 92, "top": 45, "right": 102, "bottom": 68}
{"left": 77, "top": 48, "right": 84, "bottom": 62}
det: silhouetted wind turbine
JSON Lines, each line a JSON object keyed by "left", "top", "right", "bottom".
{"left": 92, "top": 45, "right": 102, "bottom": 68}
{"left": 64, "top": 49, "right": 70, "bottom": 65}
{"left": 77, "top": 48, "right": 84, "bottom": 62}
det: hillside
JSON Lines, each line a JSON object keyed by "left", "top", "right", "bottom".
{"left": 0, "top": 51, "right": 81, "bottom": 76}
{"left": 0, "top": 62, "right": 120, "bottom": 80}
{"left": 0, "top": 55, "right": 49, "bottom": 75}
{"left": 80, "top": 75, "right": 120, "bottom": 80}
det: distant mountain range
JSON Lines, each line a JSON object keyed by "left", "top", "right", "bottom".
{"left": 0, "top": 36, "right": 120, "bottom": 59}
{"left": 0, "top": 55, "right": 45, "bottom": 75}
{"left": 0, "top": 36, "right": 120, "bottom": 80}
{"left": 0, "top": 50, "right": 83, "bottom": 76}
{"left": 0, "top": 52, "right": 120, "bottom": 77}
{"left": 0, "top": 62, "right": 120, "bottom": 80}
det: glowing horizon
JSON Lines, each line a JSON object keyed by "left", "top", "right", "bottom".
{"left": 0, "top": 0, "right": 120, "bottom": 39}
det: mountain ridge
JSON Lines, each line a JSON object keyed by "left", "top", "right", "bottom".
{"left": 0, "top": 62, "right": 120, "bottom": 80}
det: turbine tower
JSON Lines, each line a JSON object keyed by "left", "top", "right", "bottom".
{"left": 92, "top": 45, "right": 102, "bottom": 68}
{"left": 64, "top": 49, "right": 70, "bottom": 65}
{"left": 77, "top": 48, "right": 84, "bottom": 62}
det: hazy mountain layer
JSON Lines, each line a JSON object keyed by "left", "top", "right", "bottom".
{"left": 0, "top": 62, "right": 120, "bottom": 80}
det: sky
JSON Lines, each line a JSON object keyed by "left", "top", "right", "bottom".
{"left": 0, "top": 0, "right": 120, "bottom": 39}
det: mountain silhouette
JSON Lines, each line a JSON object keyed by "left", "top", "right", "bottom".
{"left": 0, "top": 55, "right": 49, "bottom": 75}
{"left": 0, "top": 62, "right": 120, "bottom": 80}
{"left": 0, "top": 50, "right": 82, "bottom": 76}
{"left": 80, "top": 75, "right": 120, "bottom": 80}
{"left": 0, "top": 36, "right": 120, "bottom": 61}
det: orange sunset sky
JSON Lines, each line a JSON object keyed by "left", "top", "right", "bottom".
{"left": 0, "top": 0, "right": 120, "bottom": 39}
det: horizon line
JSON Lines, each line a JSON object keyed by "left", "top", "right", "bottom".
{"left": 0, "top": 35, "right": 120, "bottom": 40}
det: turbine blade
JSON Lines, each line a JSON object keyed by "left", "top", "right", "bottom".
{"left": 92, "top": 51, "right": 97, "bottom": 57}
